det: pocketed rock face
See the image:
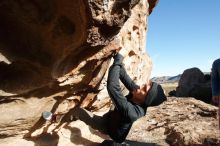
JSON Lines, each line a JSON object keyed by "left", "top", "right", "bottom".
{"left": 0, "top": 0, "right": 156, "bottom": 139}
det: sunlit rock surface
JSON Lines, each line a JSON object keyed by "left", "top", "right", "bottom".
{"left": 1, "top": 97, "right": 219, "bottom": 146}
{"left": 0, "top": 0, "right": 155, "bottom": 141}
{"left": 128, "top": 97, "right": 219, "bottom": 146}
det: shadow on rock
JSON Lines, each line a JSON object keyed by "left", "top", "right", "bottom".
{"left": 26, "top": 132, "right": 59, "bottom": 146}
{"left": 64, "top": 125, "right": 100, "bottom": 146}
{"left": 100, "top": 139, "right": 157, "bottom": 146}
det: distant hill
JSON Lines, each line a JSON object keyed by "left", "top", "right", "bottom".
{"left": 151, "top": 74, "right": 181, "bottom": 84}
{"left": 151, "top": 71, "right": 211, "bottom": 84}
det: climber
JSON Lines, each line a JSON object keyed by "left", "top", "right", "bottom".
{"left": 104, "top": 53, "right": 167, "bottom": 142}
{"left": 211, "top": 58, "right": 220, "bottom": 106}
{"left": 211, "top": 58, "right": 220, "bottom": 129}
{"left": 51, "top": 52, "right": 167, "bottom": 143}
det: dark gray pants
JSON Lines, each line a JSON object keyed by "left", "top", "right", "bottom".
{"left": 63, "top": 107, "right": 109, "bottom": 135}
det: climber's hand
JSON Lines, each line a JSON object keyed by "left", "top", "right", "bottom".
{"left": 119, "top": 48, "right": 129, "bottom": 57}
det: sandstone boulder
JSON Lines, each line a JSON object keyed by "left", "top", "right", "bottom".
{"left": 176, "top": 67, "right": 212, "bottom": 103}
{"left": 0, "top": 0, "right": 156, "bottom": 139}
{"left": 127, "top": 97, "right": 219, "bottom": 146}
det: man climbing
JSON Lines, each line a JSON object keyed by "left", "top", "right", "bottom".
{"left": 45, "top": 52, "right": 167, "bottom": 144}
{"left": 105, "top": 53, "right": 167, "bottom": 142}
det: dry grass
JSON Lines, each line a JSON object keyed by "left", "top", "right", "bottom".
{"left": 161, "top": 82, "right": 178, "bottom": 96}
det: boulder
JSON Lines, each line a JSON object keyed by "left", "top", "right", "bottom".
{"left": 0, "top": 0, "right": 155, "bottom": 139}
{"left": 127, "top": 97, "right": 219, "bottom": 146}
{"left": 176, "top": 67, "right": 212, "bottom": 103}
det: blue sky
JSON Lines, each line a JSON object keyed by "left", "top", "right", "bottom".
{"left": 146, "top": 0, "right": 220, "bottom": 77}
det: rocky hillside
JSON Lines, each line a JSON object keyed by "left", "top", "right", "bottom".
{"left": 151, "top": 72, "right": 210, "bottom": 84}
{"left": 151, "top": 75, "right": 181, "bottom": 84}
